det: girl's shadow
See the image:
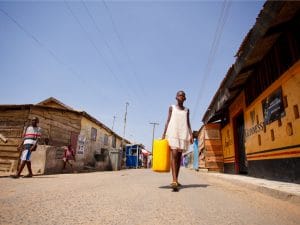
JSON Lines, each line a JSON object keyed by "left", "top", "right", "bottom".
{"left": 159, "top": 184, "right": 209, "bottom": 190}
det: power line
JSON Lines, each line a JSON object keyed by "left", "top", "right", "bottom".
{"left": 81, "top": 0, "right": 140, "bottom": 101}
{"left": 64, "top": 1, "right": 130, "bottom": 97}
{"left": 102, "top": 0, "right": 147, "bottom": 98}
{"left": 192, "top": 0, "right": 231, "bottom": 122}
{"left": 0, "top": 7, "right": 87, "bottom": 85}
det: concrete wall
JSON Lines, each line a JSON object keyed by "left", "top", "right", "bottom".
{"left": 21, "top": 145, "right": 84, "bottom": 175}
{"left": 77, "top": 117, "right": 123, "bottom": 171}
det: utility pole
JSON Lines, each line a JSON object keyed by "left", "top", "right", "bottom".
{"left": 120, "top": 102, "right": 129, "bottom": 169}
{"left": 149, "top": 122, "right": 159, "bottom": 152}
{"left": 121, "top": 102, "right": 129, "bottom": 148}
{"left": 112, "top": 116, "right": 116, "bottom": 131}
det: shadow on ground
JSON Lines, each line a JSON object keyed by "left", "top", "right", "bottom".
{"left": 32, "top": 176, "right": 59, "bottom": 179}
{"left": 159, "top": 184, "right": 209, "bottom": 189}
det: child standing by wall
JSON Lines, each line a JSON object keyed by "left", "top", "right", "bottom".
{"left": 62, "top": 144, "right": 76, "bottom": 172}
{"left": 162, "top": 90, "right": 193, "bottom": 191}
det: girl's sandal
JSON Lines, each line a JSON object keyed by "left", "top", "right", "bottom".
{"left": 171, "top": 182, "right": 178, "bottom": 192}
{"left": 170, "top": 182, "right": 182, "bottom": 186}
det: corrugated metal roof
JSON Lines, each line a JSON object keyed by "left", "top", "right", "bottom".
{"left": 37, "top": 97, "right": 74, "bottom": 110}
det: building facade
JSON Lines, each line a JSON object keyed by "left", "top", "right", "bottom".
{"left": 0, "top": 97, "right": 129, "bottom": 176}
{"left": 202, "top": 1, "right": 300, "bottom": 183}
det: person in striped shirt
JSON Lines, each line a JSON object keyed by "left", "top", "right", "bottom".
{"left": 12, "top": 117, "right": 41, "bottom": 178}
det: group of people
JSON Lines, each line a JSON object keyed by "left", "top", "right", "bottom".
{"left": 11, "top": 90, "right": 193, "bottom": 192}
{"left": 11, "top": 117, "right": 76, "bottom": 178}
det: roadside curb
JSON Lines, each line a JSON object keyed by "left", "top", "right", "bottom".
{"left": 195, "top": 170, "right": 300, "bottom": 205}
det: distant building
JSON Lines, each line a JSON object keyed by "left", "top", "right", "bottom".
{"left": 202, "top": 1, "right": 300, "bottom": 183}
{"left": 0, "top": 97, "right": 130, "bottom": 176}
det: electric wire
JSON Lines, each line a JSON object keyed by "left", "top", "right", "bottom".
{"left": 0, "top": 7, "right": 87, "bottom": 85}
{"left": 192, "top": 0, "right": 231, "bottom": 122}
{"left": 64, "top": 1, "right": 132, "bottom": 98}
{"left": 102, "top": 0, "right": 147, "bottom": 98}
{"left": 81, "top": 0, "right": 141, "bottom": 102}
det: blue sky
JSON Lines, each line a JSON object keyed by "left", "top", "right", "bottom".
{"left": 0, "top": 0, "right": 264, "bottom": 150}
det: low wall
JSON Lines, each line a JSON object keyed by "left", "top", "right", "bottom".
{"left": 22, "top": 145, "right": 83, "bottom": 175}
{"left": 20, "top": 145, "right": 120, "bottom": 175}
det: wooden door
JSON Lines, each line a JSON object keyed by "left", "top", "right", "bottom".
{"left": 234, "top": 113, "right": 248, "bottom": 174}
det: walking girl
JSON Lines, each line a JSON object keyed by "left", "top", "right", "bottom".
{"left": 162, "top": 90, "right": 193, "bottom": 191}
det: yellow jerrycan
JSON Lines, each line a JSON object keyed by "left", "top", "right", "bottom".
{"left": 152, "top": 139, "right": 170, "bottom": 172}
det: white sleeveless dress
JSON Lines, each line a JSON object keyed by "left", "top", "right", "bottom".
{"left": 165, "top": 105, "right": 190, "bottom": 152}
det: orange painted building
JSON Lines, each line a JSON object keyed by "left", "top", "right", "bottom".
{"left": 202, "top": 1, "right": 300, "bottom": 183}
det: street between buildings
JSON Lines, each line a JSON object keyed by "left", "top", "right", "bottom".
{"left": 1, "top": 168, "right": 299, "bottom": 225}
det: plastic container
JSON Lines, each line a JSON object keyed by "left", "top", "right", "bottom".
{"left": 152, "top": 139, "right": 170, "bottom": 172}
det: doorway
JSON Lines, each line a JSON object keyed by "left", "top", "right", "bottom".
{"left": 234, "top": 112, "right": 248, "bottom": 174}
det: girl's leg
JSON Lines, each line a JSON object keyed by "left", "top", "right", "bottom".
{"left": 171, "top": 149, "right": 178, "bottom": 183}
{"left": 176, "top": 151, "right": 182, "bottom": 181}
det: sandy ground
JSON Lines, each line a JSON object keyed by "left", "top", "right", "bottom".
{"left": 1, "top": 168, "right": 299, "bottom": 225}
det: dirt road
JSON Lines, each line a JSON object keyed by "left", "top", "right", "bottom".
{"left": 1, "top": 168, "right": 299, "bottom": 225}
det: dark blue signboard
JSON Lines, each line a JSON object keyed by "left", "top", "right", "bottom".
{"left": 262, "top": 88, "right": 285, "bottom": 125}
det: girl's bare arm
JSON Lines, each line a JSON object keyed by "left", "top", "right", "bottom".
{"left": 187, "top": 109, "right": 193, "bottom": 144}
{"left": 162, "top": 106, "right": 172, "bottom": 139}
